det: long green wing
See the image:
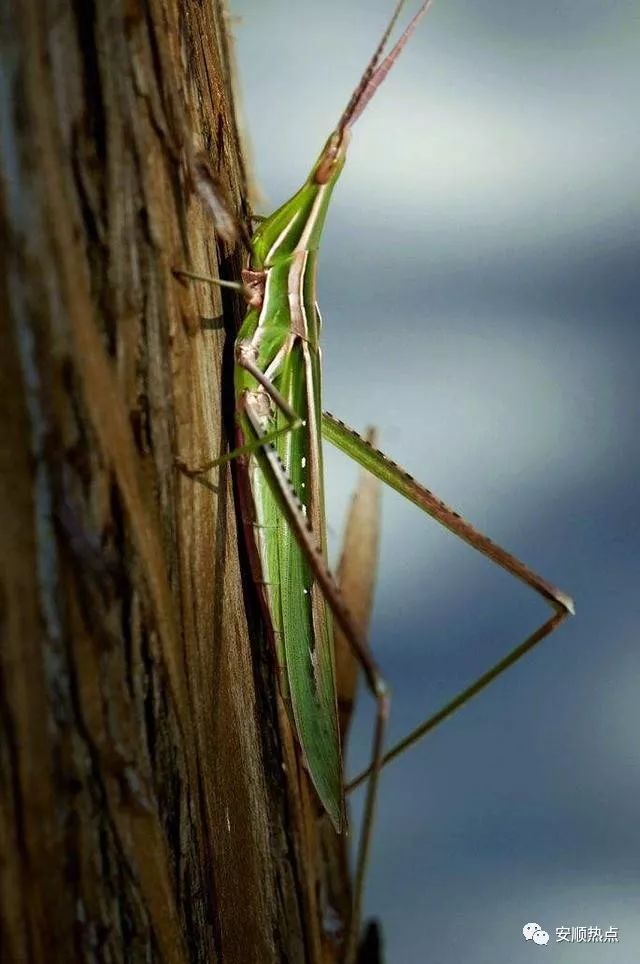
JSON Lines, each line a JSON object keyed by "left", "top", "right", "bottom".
{"left": 243, "top": 345, "right": 343, "bottom": 830}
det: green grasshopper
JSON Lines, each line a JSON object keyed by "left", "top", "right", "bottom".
{"left": 179, "top": 0, "right": 575, "bottom": 959}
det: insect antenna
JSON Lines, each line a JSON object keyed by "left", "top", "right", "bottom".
{"left": 337, "top": 0, "right": 434, "bottom": 133}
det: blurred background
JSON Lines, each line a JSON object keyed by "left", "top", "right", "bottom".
{"left": 232, "top": 1, "right": 639, "bottom": 960}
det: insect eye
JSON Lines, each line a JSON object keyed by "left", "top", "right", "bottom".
{"left": 314, "top": 132, "right": 344, "bottom": 184}
{"left": 314, "top": 151, "right": 337, "bottom": 184}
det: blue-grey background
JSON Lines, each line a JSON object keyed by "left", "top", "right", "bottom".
{"left": 232, "top": 1, "right": 640, "bottom": 960}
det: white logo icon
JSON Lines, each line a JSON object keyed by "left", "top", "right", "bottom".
{"left": 523, "top": 922, "right": 549, "bottom": 945}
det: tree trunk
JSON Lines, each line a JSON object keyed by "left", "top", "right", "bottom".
{"left": 0, "top": 2, "right": 328, "bottom": 961}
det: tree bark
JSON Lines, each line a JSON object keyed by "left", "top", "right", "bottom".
{"left": 0, "top": 2, "right": 326, "bottom": 961}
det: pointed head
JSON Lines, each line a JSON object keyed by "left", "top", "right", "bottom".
{"left": 311, "top": 2, "right": 433, "bottom": 189}
{"left": 249, "top": 2, "right": 433, "bottom": 269}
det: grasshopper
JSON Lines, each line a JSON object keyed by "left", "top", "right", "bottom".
{"left": 178, "top": 1, "right": 574, "bottom": 959}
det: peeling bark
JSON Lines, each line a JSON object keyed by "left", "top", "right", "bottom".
{"left": 0, "top": 2, "right": 323, "bottom": 961}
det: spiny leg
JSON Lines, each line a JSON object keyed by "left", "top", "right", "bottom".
{"left": 243, "top": 398, "right": 388, "bottom": 964}
{"left": 321, "top": 412, "right": 575, "bottom": 790}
